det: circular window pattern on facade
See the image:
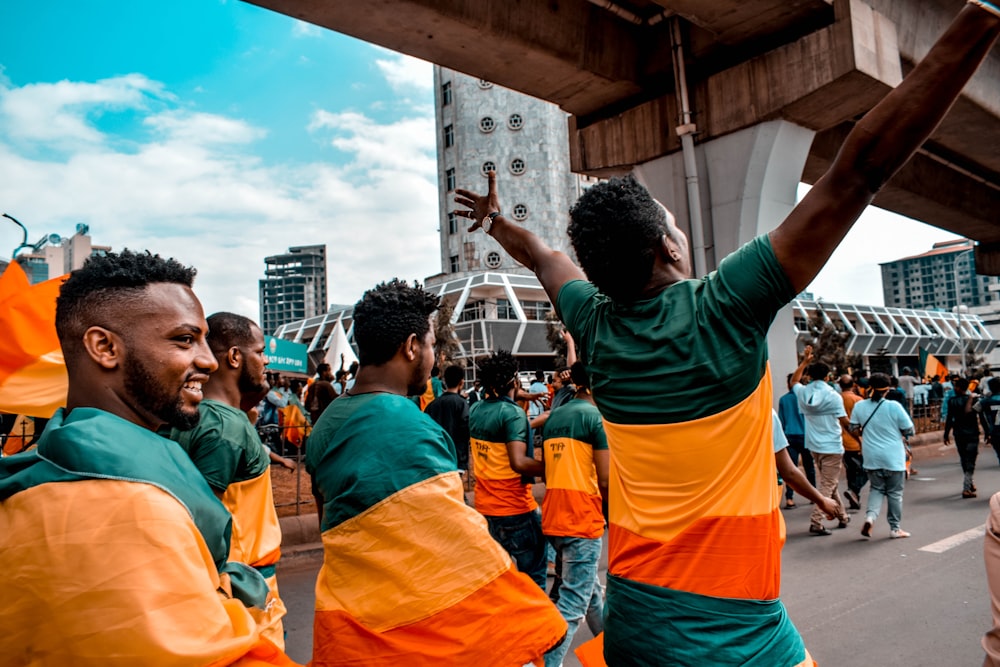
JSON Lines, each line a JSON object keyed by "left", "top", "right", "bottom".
{"left": 485, "top": 251, "right": 502, "bottom": 268}
{"left": 481, "top": 161, "right": 496, "bottom": 176}
{"left": 510, "top": 158, "right": 526, "bottom": 175}
{"left": 508, "top": 114, "right": 524, "bottom": 130}
{"left": 479, "top": 116, "right": 496, "bottom": 133}
{"left": 512, "top": 203, "right": 528, "bottom": 221}
{"left": 478, "top": 79, "right": 493, "bottom": 89}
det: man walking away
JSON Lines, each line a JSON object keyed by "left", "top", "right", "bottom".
{"left": 945, "top": 377, "right": 983, "bottom": 498}
{"left": 849, "top": 373, "right": 915, "bottom": 539}
{"left": 791, "top": 346, "right": 851, "bottom": 535}
{"left": 425, "top": 364, "right": 472, "bottom": 473}
{"left": 979, "top": 377, "right": 1000, "bottom": 466}
{"left": 840, "top": 374, "right": 867, "bottom": 510}
{"left": 778, "top": 372, "right": 813, "bottom": 508}
{"left": 541, "top": 362, "right": 609, "bottom": 667}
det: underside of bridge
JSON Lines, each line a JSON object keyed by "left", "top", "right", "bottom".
{"left": 246, "top": 0, "right": 999, "bottom": 248}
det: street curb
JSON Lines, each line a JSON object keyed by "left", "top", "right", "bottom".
{"left": 280, "top": 513, "right": 321, "bottom": 549}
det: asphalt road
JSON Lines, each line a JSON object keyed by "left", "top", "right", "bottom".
{"left": 276, "top": 441, "right": 1000, "bottom": 666}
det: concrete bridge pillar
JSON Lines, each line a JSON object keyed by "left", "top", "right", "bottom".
{"left": 633, "top": 119, "right": 816, "bottom": 406}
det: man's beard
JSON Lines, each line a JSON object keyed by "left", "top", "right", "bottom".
{"left": 238, "top": 362, "right": 268, "bottom": 397}
{"left": 123, "top": 354, "right": 200, "bottom": 430}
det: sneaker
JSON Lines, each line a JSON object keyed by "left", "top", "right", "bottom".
{"left": 889, "top": 528, "right": 911, "bottom": 539}
{"left": 861, "top": 520, "right": 873, "bottom": 538}
{"left": 837, "top": 517, "right": 850, "bottom": 529}
{"left": 809, "top": 525, "right": 832, "bottom": 536}
{"left": 844, "top": 489, "right": 861, "bottom": 510}
{"left": 963, "top": 490, "right": 978, "bottom": 498}
{"left": 785, "top": 498, "right": 796, "bottom": 509}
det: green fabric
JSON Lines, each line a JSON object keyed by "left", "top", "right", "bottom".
{"left": 0, "top": 407, "right": 268, "bottom": 610}
{"left": 169, "top": 399, "right": 270, "bottom": 492}
{"left": 541, "top": 399, "right": 608, "bottom": 450}
{"left": 308, "top": 393, "right": 458, "bottom": 533}
{"left": 468, "top": 398, "right": 529, "bottom": 444}
{"left": 556, "top": 235, "right": 796, "bottom": 425}
{"left": 604, "top": 574, "right": 807, "bottom": 666}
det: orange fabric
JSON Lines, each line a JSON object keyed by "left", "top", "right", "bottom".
{"left": 312, "top": 566, "right": 565, "bottom": 667}
{"left": 208, "top": 637, "right": 300, "bottom": 667}
{"left": 575, "top": 633, "right": 606, "bottom": 667}
{"left": 608, "top": 510, "right": 784, "bottom": 599}
{"left": 419, "top": 379, "right": 435, "bottom": 411}
{"left": 2, "top": 414, "right": 34, "bottom": 456}
{"left": 280, "top": 404, "right": 308, "bottom": 447}
{"left": 542, "top": 487, "right": 604, "bottom": 539}
{"left": 841, "top": 391, "right": 863, "bottom": 451}
{"left": 473, "top": 476, "right": 537, "bottom": 516}
{"left": 0, "top": 263, "right": 68, "bottom": 417}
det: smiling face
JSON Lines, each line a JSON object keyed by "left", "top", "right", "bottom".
{"left": 118, "top": 283, "right": 217, "bottom": 430}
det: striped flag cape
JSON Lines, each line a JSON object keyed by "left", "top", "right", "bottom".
{"left": 0, "top": 261, "right": 67, "bottom": 418}
{"left": 920, "top": 347, "right": 949, "bottom": 380}
{"left": 307, "top": 392, "right": 566, "bottom": 666}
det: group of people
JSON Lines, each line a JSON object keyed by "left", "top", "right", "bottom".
{"left": 1, "top": 3, "right": 998, "bottom": 666}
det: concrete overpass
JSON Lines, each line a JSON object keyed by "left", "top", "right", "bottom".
{"left": 246, "top": 0, "right": 998, "bottom": 249}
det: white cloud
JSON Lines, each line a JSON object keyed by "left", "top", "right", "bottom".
{"left": 0, "top": 75, "right": 441, "bottom": 325}
{"left": 374, "top": 53, "right": 433, "bottom": 93}
{"left": 0, "top": 74, "right": 167, "bottom": 147}
{"left": 292, "top": 20, "right": 322, "bottom": 38}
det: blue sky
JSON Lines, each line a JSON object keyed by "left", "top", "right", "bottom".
{"left": 0, "top": 0, "right": 960, "bottom": 320}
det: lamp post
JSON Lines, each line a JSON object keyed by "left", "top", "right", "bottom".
{"left": 953, "top": 304, "right": 969, "bottom": 377}
{"left": 2, "top": 213, "right": 33, "bottom": 259}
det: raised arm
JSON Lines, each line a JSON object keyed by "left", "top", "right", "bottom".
{"left": 455, "top": 170, "right": 585, "bottom": 303}
{"left": 770, "top": 2, "right": 1000, "bottom": 292}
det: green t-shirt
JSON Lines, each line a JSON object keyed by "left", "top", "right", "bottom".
{"left": 541, "top": 399, "right": 608, "bottom": 450}
{"left": 556, "top": 235, "right": 796, "bottom": 425}
{"left": 170, "top": 399, "right": 270, "bottom": 493}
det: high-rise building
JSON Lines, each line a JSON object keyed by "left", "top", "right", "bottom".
{"left": 259, "top": 244, "right": 327, "bottom": 335}
{"left": 15, "top": 224, "right": 109, "bottom": 283}
{"left": 881, "top": 239, "right": 1000, "bottom": 311}
{"left": 431, "top": 67, "right": 596, "bottom": 280}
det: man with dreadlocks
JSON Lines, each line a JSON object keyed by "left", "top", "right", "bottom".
{"left": 470, "top": 350, "right": 548, "bottom": 590}
{"left": 306, "top": 280, "right": 564, "bottom": 666}
{"left": 456, "top": 6, "right": 1000, "bottom": 664}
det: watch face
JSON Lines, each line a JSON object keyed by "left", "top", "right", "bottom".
{"left": 481, "top": 216, "right": 492, "bottom": 233}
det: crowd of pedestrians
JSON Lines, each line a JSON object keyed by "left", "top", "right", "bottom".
{"left": 1, "top": 4, "right": 998, "bottom": 666}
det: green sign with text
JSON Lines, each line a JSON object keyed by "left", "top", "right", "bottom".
{"left": 264, "top": 335, "right": 308, "bottom": 374}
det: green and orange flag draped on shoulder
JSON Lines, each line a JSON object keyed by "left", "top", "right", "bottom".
{"left": 0, "top": 261, "right": 67, "bottom": 418}
{"left": 307, "top": 392, "right": 565, "bottom": 666}
{"left": 0, "top": 407, "right": 298, "bottom": 666}
{"left": 558, "top": 235, "right": 815, "bottom": 667}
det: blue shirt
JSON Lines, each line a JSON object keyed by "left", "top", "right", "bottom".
{"left": 849, "top": 398, "right": 913, "bottom": 471}
{"left": 777, "top": 391, "right": 804, "bottom": 437}
{"left": 792, "top": 380, "right": 846, "bottom": 454}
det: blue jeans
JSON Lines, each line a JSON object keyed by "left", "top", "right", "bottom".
{"left": 543, "top": 535, "right": 604, "bottom": 667}
{"left": 485, "top": 510, "right": 547, "bottom": 589}
{"left": 865, "top": 469, "right": 906, "bottom": 531}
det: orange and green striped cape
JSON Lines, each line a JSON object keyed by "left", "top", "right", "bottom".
{"left": 171, "top": 399, "right": 287, "bottom": 650}
{"left": 0, "top": 407, "right": 297, "bottom": 666}
{"left": 558, "top": 235, "right": 814, "bottom": 666}
{"left": 307, "top": 392, "right": 566, "bottom": 666}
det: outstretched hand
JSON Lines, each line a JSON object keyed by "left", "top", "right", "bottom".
{"left": 455, "top": 170, "right": 501, "bottom": 232}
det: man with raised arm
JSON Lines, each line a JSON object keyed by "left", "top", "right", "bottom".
{"left": 0, "top": 250, "right": 296, "bottom": 666}
{"left": 455, "top": 6, "right": 1000, "bottom": 664}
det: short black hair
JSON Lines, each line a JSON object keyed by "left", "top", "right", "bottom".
{"left": 807, "top": 362, "right": 829, "bottom": 382}
{"left": 954, "top": 377, "right": 970, "bottom": 392}
{"left": 477, "top": 350, "right": 519, "bottom": 397}
{"left": 569, "top": 362, "right": 589, "bottom": 389}
{"left": 206, "top": 312, "right": 258, "bottom": 354}
{"left": 352, "top": 279, "right": 439, "bottom": 366}
{"left": 989, "top": 377, "right": 1000, "bottom": 394}
{"left": 869, "top": 373, "right": 890, "bottom": 390}
{"left": 443, "top": 365, "right": 465, "bottom": 389}
{"left": 56, "top": 249, "right": 196, "bottom": 364}
{"left": 567, "top": 174, "right": 668, "bottom": 302}
{"left": 316, "top": 362, "right": 331, "bottom": 374}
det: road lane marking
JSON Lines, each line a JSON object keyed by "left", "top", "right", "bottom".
{"left": 919, "top": 525, "right": 985, "bottom": 553}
